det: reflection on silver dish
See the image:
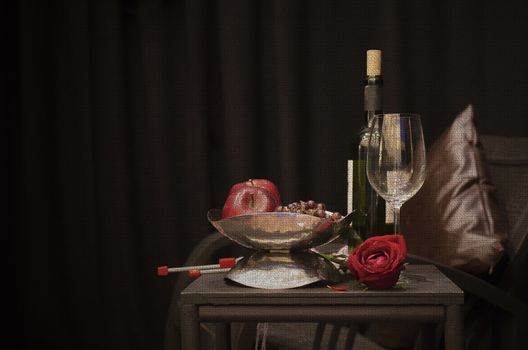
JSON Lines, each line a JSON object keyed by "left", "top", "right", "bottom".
{"left": 226, "top": 250, "right": 341, "bottom": 289}
{"left": 207, "top": 209, "right": 353, "bottom": 251}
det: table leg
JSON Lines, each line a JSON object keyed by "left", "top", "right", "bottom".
{"left": 344, "top": 323, "right": 359, "bottom": 349}
{"left": 445, "top": 305, "right": 463, "bottom": 350}
{"left": 215, "top": 323, "right": 231, "bottom": 350}
{"left": 234, "top": 322, "right": 257, "bottom": 349}
{"left": 417, "top": 323, "right": 436, "bottom": 350}
{"left": 180, "top": 304, "right": 200, "bottom": 349}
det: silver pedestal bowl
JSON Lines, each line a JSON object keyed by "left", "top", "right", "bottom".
{"left": 207, "top": 209, "right": 353, "bottom": 289}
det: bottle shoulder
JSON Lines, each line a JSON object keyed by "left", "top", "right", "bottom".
{"left": 348, "top": 131, "right": 370, "bottom": 158}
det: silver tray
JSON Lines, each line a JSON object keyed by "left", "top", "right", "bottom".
{"left": 226, "top": 250, "right": 341, "bottom": 289}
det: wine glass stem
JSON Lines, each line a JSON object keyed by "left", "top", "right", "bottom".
{"left": 393, "top": 205, "right": 401, "bottom": 234}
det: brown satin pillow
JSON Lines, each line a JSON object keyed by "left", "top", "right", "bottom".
{"left": 401, "top": 105, "right": 507, "bottom": 274}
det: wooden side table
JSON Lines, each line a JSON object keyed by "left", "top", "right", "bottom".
{"left": 179, "top": 264, "right": 464, "bottom": 350}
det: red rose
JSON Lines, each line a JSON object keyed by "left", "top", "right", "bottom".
{"left": 347, "top": 234, "right": 407, "bottom": 289}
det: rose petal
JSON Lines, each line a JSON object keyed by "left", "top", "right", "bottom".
{"left": 365, "top": 252, "right": 389, "bottom": 268}
{"left": 328, "top": 285, "right": 348, "bottom": 291}
{"left": 360, "top": 247, "right": 393, "bottom": 272}
{"left": 358, "top": 241, "right": 392, "bottom": 258}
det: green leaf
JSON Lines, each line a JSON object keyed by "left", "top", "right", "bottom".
{"left": 339, "top": 226, "right": 364, "bottom": 250}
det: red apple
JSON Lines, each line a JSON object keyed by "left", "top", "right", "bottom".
{"left": 221, "top": 186, "right": 279, "bottom": 219}
{"left": 228, "top": 179, "right": 281, "bottom": 204}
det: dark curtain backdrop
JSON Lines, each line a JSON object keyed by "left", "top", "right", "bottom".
{"left": 5, "top": 0, "right": 528, "bottom": 349}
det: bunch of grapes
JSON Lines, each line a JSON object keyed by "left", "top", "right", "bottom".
{"left": 275, "top": 200, "right": 343, "bottom": 222}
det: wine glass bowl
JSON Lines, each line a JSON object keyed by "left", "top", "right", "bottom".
{"left": 366, "top": 114, "right": 426, "bottom": 233}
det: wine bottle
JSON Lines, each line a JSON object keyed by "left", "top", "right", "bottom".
{"left": 347, "top": 49, "right": 392, "bottom": 240}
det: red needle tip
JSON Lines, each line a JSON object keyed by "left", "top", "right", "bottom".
{"left": 188, "top": 270, "right": 201, "bottom": 278}
{"left": 157, "top": 266, "right": 169, "bottom": 276}
{"left": 219, "top": 257, "right": 237, "bottom": 268}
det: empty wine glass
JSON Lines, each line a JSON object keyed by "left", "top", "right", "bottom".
{"left": 366, "top": 114, "right": 426, "bottom": 234}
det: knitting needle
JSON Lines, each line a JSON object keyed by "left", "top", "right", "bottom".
{"left": 187, "top": 268, "right": 232, "bottom": 278}
{"left": 157, "top": 257, "right": 240, "bottom": 276}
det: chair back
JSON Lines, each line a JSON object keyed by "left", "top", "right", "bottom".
{"left": 480, "top": 135, "right": 528, "bottom": 296}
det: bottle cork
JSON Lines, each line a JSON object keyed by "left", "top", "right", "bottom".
{"left": 366, "top": 50, "right": 382, "bottom": 76}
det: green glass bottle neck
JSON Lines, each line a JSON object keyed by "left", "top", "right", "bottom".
{"left": 364, "top": 75, "right": 383, "bottom": 124}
